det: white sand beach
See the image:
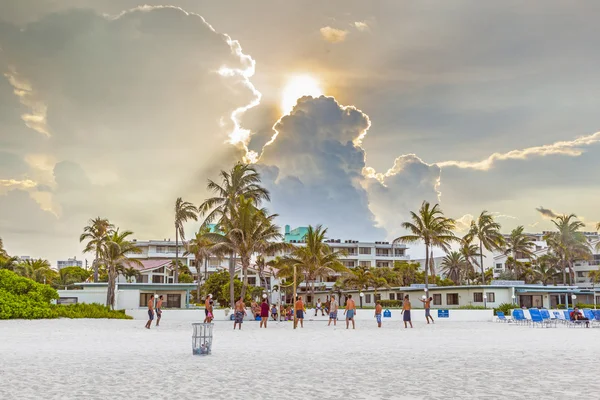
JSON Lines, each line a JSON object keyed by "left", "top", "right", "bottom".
{"left": 1, "top": 318, "right": 599, "bottom": 400}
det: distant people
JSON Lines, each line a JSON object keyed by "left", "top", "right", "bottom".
{"left": 375, "top": 300, "right": 383, "bottom": 328}
{"left": 328, "top": 295, "right": 338, "bottom": 326}
{"left": 325, "top": 298, "right": 331, "bottom": 314}
{"left": 271, "top": 304, "right": 278, "bottom": 321}
{"left": 402, "top": 295, "right": 413, "bottom": 328}
{"left": 345, "top": 294, "right": 356, "bottom": 329}
{"left": 295, "top": 296, "right": 305, "bottom": 328}
{"left": 145, "top": 294, "right": 154, "bottom": 330}
{"left": 234, "top": 296, "right": 247, "bottom": 330}
{"left": 315, "top": 298, "right": 325, "bottom": 316}
{"left": 204, "top": 294, "right": 212, "bottom": 323}
{"left": 419, "top": 296, "right": 434, "bottom": 324}
{"left": 251, "top": 300, "right": 261, "bottom": 319}
{"left": 156, "top": 295, "right": 163, "bottom": 327}
{"left": 207, "top": 294, "right": 214, "bottom": 323}
{"left": 570, "top": 307, "right": 590, "bottom": 328}
{"left": 260, "top": 298, "right": 270, "bottom": 328}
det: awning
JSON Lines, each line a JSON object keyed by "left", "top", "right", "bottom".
{"left": 516, "top": 288, "right": 599, "bottom": 294}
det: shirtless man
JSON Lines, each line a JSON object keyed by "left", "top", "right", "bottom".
{"left": 204, "top": 294, "right": 211, "bottom": 323}
{"left": 344, "top": 294, "right": 356, "bottom": 329}
{"left": 156, "top": 295, "right": 163, "bottom": 327}
{"left": 233, "top": 296, "right": 246, "bottom": 330}
{"left": 419, "top": 296, "right": 434, "bottom": 324}
{"left": 374, "top": 300, "right": 383, "bottom": 328}
{"left": 145, "top": 294, "right": 154, "bottom": 329}
{"left": 294, "top": 296, "right": 305, "bottom": 328}
{"left": 402, "top": 295, "right": 413, "bottom": 328}
{"left": 328, "top": 295, "right": 338, "bottom": 326}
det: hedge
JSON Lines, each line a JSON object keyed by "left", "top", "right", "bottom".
{"left": 493, "top": 302, "right": 519, "bottom": 316}
{"left": 557, "top": 303, "right": 598, "bottom": 310}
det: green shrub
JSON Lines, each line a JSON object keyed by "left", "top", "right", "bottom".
{"left": 557, "top": 303, "right": 597, "bottom": 310}
{"left": 0, "top": 270, "right": 59, "bottom": 319}
{"left": 51, "top": 303, "right": 132, "bottom": 319}
{"left": 493, "top": 302, "right": 519, "bottom": 316}
{"left": 379, "top": 300, "right": 402, "bottom": 308}
{"left": 458, "top": 305, "right": 487, "bottom": 310}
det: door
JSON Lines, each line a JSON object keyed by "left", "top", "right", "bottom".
{"left": 166, "top": 294, "right": 181, "bottom": 308}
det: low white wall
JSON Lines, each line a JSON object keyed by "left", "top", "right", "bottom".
{"left": 57, "top": 289, "right": 107, "bottom": 305}
{"left": 125, "top": 307, "right": 494, "bottom": 322}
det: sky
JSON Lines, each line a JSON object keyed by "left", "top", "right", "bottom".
{"left": 1, "top": 1, "right": 599, "bottom": 265}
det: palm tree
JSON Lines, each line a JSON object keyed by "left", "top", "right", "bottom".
{"left": 199, "top": 162, "right": 271, "bottom": 307}
{"left": 465, "top": 211, "right": 505, "bottom": 285}
{"left": 124, "top": 267, "right": 141, "bottom": 283}
{"left": 393, "top": 201, "right": 458, "bottom": 293}
{"left": 101, "top": 229, "right": 142, "bottom": 308}
{"left": 544, "top": 214, "right": 591, "bottom": 285}
{"left": 282, "top": 225, "right": 349, "bottom": 305}
{"left": 533, "top": 255, "right": 558, "bottom": 285}
{"left": 595, "top": 222, "right": 600, "bottom": 253}
{"left": 459, "top": 238, "right": 481, "bottom": 285}
{"left": 504, "top": 226, "right": 536, "bottom": 261}
{"left": 80, "top": 217, "right": 114, "bottom": 282}
{"left": 206, "top": 196, "right": 289, "bottom": 299}
{"left": 173, "top": 197, "right": 198, "bottom": 283}
{"left": 440, "top": 251, "right": 465, "bottom": 284}
{"left": 0, "top": 255, "right": 19, "bottom": 271}
{"left": 16, "top": 258, "right": 56, "bottom": 284}
{"left": 184, "top": 225, "right": 214, "bottom": 297}
{"left": 342, "top": 266, "right": 388, "bottom": 308}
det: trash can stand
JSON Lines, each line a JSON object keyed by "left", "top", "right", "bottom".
{"left": 192, "top": 323, "right": 213, "bottom": 356}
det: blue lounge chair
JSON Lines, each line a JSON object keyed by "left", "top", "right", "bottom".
{"left": 564, "top": 310, "right": 587, "bottom": 328}
{"left": 582, "top": 309, "right": 599, "bottom": 327}
{"left": 539, "top": 309, "right": 557, "bottom": 327}
{"left": 593, "top": 310, "right": 600, "bottom": 322}
{"left": 496, "top": 311, "right": 512, "bottom": 323}
{"left": 528, "top": 308, "right": 546, "bottom": 328}
{"left": 512, "top": 309, "right": 528, "bottom": 325}
{"left": 553, "top": 311, "right": 567, "bottom": 325}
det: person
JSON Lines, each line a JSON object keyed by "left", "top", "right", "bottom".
{"left": 315, "top": 298, "right": 325, "bottom": 316}
{"left": 156, "top": 295, "right": 163, "bottom": 327}
{"left": 234, "top": 296, "right": 247, "bottom": 330}
{"left": 419, "top": 296, "right": 434, "bottom": 324}
{"left": 401, "top": 295, "right": 413, "bottom": 328}
{"left": 204, "top": 294, "right": 212, "bottom": 323}
{"left": 344, "top": 294, "right": 356, "bottom": 329}
{"left": 570, "top": 307, "right": 590, "bottom": 328}
{"left": 271, "top": 304, "right": 278, "bottom": 321}
{"left": 207, "top": 295, "right": 214, "bottom": 323}
{"left": 375, "top": 300, "right": 383, "bottom": 328}
{"left": 294, "top": 296, "right": 305, "bottom": 328}
{"left": 260, "top": 298, "right": 270, "bottom": 328}
{"left": 251, "top": 300, "right": 260, "bottom": 319}
{"left": 328, "top": 295, "right": 338, "bottom": 326}
{"left": 145, "top": 294, "right": 154, "bottom": 329}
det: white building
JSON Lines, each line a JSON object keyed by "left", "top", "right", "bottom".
{"left": 57, "top": 257, "right": 83, "bottom": 270}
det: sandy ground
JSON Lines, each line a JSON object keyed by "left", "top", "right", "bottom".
{"left": 1, "top": 318, "right": 599, "bottom": 400}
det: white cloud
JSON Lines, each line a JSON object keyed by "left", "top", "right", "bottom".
{"left": 320, "top": 26, "right": 349, "bottom": 43}
{"left": 354, "top": 21, "right": 370, "bottom": 32}
{"left": 3, "top": 68, "right": 50, "bottom": 136}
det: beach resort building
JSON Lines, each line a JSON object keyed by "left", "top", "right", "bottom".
{"left": 56, "top": 257, "right": 83, "bottom": 270}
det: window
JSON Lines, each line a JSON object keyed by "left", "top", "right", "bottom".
{"left": 307, "top": 295, "right": 312, "bottom": 304}
{"left": 343, "top": 260, "right": 355, "bottom": 268}
{"left": 447, "top": 293, "right": 459, "bottom": 305}
{"left": 376, "top": 261, "right": 390, "bottom": 268}
{"left": 486, "top": 292, "right": 495, "bottom": 303}
{"left": 394, "top": 249, "right": 405, "bottom": 257}
{"left": 495, "top": 263, "right": 503, "bottom": 269}
{"left": 346, "top": 248, "right": 357, "bottom": 255}
{"left": 375, "top": 294, "right": 381, "bottom": 301}
{"left": 152, "top": 275, "right": 164, "bottom": 283}
{"left": 397, "top": 293, "right": 404, "bottom": 301}
{"left": 141, "top": 275, "right": 148, "bottom": 283}
{"left": 359, "top": 247, "right": 371, "bottom": 255}
{"left": 156, "top": 246, "right": 167, "bottom": 253}
{"left": 359, "top": 261, "right": 371, "bottom": 267}
{"left": 140, "top": 293, "right": 154, "bottom": 307}
{"left": 247, "top": 277, "right": 257, "bottom": 286}
{"left": 577, "top": 272, "right": 585, "bottom": 278}
{"left": 433, "top": 294, "right": 442, "bottom": 305}
{"left": 365, "top": 294, "right": 371, "bottom": 303}
{"left": 376, "top": 249, "right": 389, "bottom": 256}
{"left": 389, "top": 293, "right": 396, "bottom": 300}
{"left": 473, "top": 292, "right": 483, "bottom": 302}
{"left": 166, "top": 294, "right": 181, "bottom": 308}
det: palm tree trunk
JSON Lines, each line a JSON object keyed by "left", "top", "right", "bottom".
{"left": 562, "top": 259, "right": 567, "bottom": 285}
{"left": 174, "top": 228, "right": 179, "bottom": 283}
{"left": 424, "top": 244, "right": 430, "bottom": 292}
{"left": 106, "top": 264, "right": 115, "bottom": 309}
{"left": 240, "top": 260, "right": 250, "bottom": 300}
{"left": 229, "top": 251, "right": 235, "bottom": 308}
{"left": 204, "top": 258, "right": 209, "bottom": 282}
{"left": 94, "top": 248, "right": 99, "bottom": 283}
{"left": 479, "top": 241, "right": 485, "bottom": 285}
{"left": 196, "top": 257, "right": 202, "bottom": 304}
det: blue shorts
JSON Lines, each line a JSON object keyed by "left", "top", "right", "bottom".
{"left": 296, "top": 310, "right": 304, "bottom": 319}
{"left": 329, "top": 311, "right": 338, "bottom": 319}
{"left": 403, "top": 310, "right": 411, "bottom": 321}
{"left": 376, "top": 314, "right": 382, "bottom": 323}
{"left": 346, "top": 310, "right": 355, "bottom": 319}
{"left": 148, "top": 310, "right": 154, "bottom": 321}
{"left": 425, "top": 308, "right": 430, "bottom": 317}
{"left": 156, "top": 308, "right": 162, "bottom": 316}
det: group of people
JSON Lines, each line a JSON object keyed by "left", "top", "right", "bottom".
{"left": 145, "top": 294, "right": 163, "bottom": 329}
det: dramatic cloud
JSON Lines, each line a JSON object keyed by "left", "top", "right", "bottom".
{"left": 438, "top": 132, "right": 600, "bottom": 170}
{"left": 535, "top": 206, "right": 559, "bottom": 219}
{"left": 319, "top": 26, "right": 348, "bottom": 43}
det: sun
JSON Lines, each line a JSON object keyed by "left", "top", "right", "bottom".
{"left": 281, "top": 75, "right": 323, "bottom": 115}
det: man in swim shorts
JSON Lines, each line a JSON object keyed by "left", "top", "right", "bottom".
{"left": 375, "top": 300, "right": 383, "bottom": 328}
{"left": 145, "top": 294, "right": 154, "bottom": 330}
{"left": 328, "top": 295, "right": 338, "bottom": 326}
{"left": 294, "top": 296, "right": 305, "bottom": 328}
{"left": 419, "top": 296, "right": 434, "bottom": 324}
{"left": 156, "top": 295, "right": 163, "bottom": 327}
{"left": 234, "top": 296, "right": 246, "bottom": 330}
{"left": 402, "top": 295, "right": 413, "bottom": 328}
{"left": 345, "top": 294, "right": 356, "bottom": 330}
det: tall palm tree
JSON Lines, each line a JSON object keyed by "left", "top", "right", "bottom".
{"left": 533, "top": 255, "right": 558, "bottom": 285}
{"left": 342, "top": 266, "right": 388, "bottom": 308}
{"left": 124, "top": 267, "right": 141, "bottom": 283}
{"left": 199, "top": 162, "right": 270, "bottom": 307}
{"left": 80, "top": 217, "right": 114, "bottom": 282}
{"left": 595, "top": 222, "right": 600, "bottom": 253}
{"left": 184, "top": 225, "right": 214, "bottom": 297}
{"left": 174, "top": 197, "right": 198, "bottom": 283}
{"left": 393, "top": 201, "right": 458, "bottom": 293}
{"left": 544, "top": 214, "right": 591, "bottom": 285}
{"left": 440, "top": 251, "right": 465, "bottom": 284}
{"left": 504, "top": 226, "right": 536, "bottom": 260}
{"left": 465, "top": 211, "right": 505, "bottom": 285}
{"left": 460, "top": 237, "right": 481, "bottom": 284}
{"left": 101, "top": 229, "right": 142, "bottom": 308}
{"left": 16, "top": 258, "right": 56, "bottom": 284}
{"left": 206, "top": 196, "right": 289, "bottom": 299}
{"left": 281, "top": 225, "right": 349, "bottom": 304}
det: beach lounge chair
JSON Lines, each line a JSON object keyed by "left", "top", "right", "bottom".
{"left": 553, "top": 311, "right": 568, "bottom": 325}
{"left": 495, "top": 311, "right": 512, "bottom": 323}
{"left": 511, "top": 309, "right": 528, "bottom": 325}
{"left": 539, "top": 309, "right": 557, "bottom": 327}
{"left": 564, "top": 310, "right": 586, "bottom": 328}
{"left": 582, "top": 309, "right": 599, "bottom": 327}
{"left": 528, "top": 308, "right": 551, "bottom": 328}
